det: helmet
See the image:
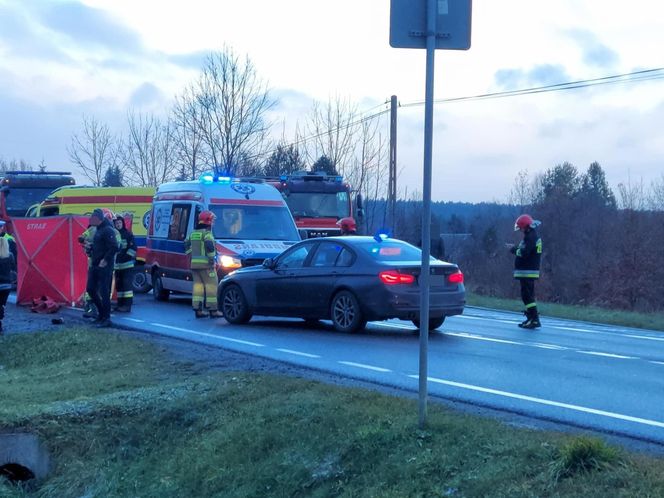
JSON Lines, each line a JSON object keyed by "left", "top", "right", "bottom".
{"left": 514, "top": 214, "right": 534, "bottom": 231}
{"left": 101, "top": 208, "right": 115, "bottom": 221}
{"left": 198, "top": 210, "right": 216, "bottom": 226}
{"left": 336, "top": 217, "right": 356, "bottom": 233}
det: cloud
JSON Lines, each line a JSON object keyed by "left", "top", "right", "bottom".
{"left": 166, "top": 51, "right": 209, "bottom": 70}
{"left": 566, "top": 29, "right": 619, "bottom": 68}
{"left": 129, "top": 82, "right": 165, "bottom": 109}
{"left": 37, "top": 1, "right": 144, "bottom": 55}
{"left": 0, "top": 3, "right": 72, "bottom": 62}
{"left": 494, "top": 64, "right": 570, "bottom": 90}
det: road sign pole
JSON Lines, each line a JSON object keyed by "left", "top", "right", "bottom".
{"left": 418, "top": 0, "right": 437, "bottom": 429}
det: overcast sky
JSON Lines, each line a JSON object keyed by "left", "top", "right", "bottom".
{"left": 1, "top": 0, "right": 662, "bottom": 202}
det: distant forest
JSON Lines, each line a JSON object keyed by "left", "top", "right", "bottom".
{"left": 365, "top": 162, "right": 664, "bottom": 314}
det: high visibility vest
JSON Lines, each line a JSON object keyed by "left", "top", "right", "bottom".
{"left": 185, "top": 229, "right": 216, "bottom": 270}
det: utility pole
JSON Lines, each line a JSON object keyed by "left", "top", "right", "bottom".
{"left": 388, "top": 95, "right": 398, "bottom": 233}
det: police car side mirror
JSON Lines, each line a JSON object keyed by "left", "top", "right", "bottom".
{"left": 298, "top": 229, "right": 308, "bottom": 240}
{"left": 262, "top": 258, "right": 275, "bottom": 269}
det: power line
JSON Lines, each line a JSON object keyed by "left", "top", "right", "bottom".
{"left": 400, "top": 67, "right": 664, "bottom": 108}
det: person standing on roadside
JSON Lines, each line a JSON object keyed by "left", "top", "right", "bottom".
{"left": 78, "top": 223, "right": 98, "bottom": 318}
{"left": 86, "top": 208, "right": 119, "bottom": 328}
{"left": 113, "top": 214, "right": 136, "bottom": 312}
{"left": 509, "top": 214, "right": 543, "bottom": 329}
{"left": 0, "top": 236, "right": 15, "bottom": 335}
{"left": 185, "top": 210, "right": 223, "bottom": 319}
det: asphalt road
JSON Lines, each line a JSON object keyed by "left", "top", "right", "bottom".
{"left": 67, "top": 292, "right": 664, "bottom": 446}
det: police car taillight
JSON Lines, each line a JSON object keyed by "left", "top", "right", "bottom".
{"left": 447, "top": 271, "right": 464, "bottom": 284}
{"left": 379, "top": 270, "right": 415, "bottom": 285}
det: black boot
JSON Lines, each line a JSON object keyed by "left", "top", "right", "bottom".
{"left": 518, "top": 310, "right": 529, "bottom": 327}
{"left": 521, "top": 307, "right": 541, "bottom": 329}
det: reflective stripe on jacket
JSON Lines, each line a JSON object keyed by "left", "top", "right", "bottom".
{"left": 185, "top": 229, "right": 216, "bottom": 270}
{"left": 513, "top": 228, "right": 542, "bottom": 279}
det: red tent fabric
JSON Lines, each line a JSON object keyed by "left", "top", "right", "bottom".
{"left": 12, "top": 215, "right": 89, "bottom": 306}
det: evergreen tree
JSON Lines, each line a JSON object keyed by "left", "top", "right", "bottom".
{"left": 580, "top": 161, "right": 616, "bottom": 208}
{"left": 312, "top": 155, "right": 337, "bottom": 175}
{"left": 264, "top": 144, "right": 304, "bottom": 176}
{"left": 102, "top": 165, "right": 124, "bottom": 187}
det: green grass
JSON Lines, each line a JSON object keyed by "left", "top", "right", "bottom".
{"left": 2, "top": 329, "right": 664, "bottom": 497}
{"left": 467, "top": 293, "right": 664, "bottom": 331}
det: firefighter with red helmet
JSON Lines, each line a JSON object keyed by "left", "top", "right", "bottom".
{"left": 184, "top": 210, "right": 223, "bottom": 318}
{"left": 509, "top": 214, "right": 543, "bottom": 329}
{"left": 337, "top": 217, "right": 357, "bottom": 236}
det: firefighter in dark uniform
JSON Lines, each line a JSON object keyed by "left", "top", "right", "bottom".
{"left": 113, "top": 214, "right": 136, "bottom": 312}
{"left": 185, "top": 210, "right": 223, "bottom": 318}
{"left": 86, "top": 208, "right": 119, "bottom": 328}
{"left": 510, "top": 214, "right": 543, "bottom": 329}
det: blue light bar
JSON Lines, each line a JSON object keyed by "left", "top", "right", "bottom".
{"left": 279, "top": 175, "right": 288, "bottom": 182}
{"left": 200, "top": 172, "right": 214, "bottom": 184}
{"left": 216, "top": 176, "right": 232, "bottom": 183}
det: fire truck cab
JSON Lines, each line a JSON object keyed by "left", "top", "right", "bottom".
{"left": 265, "top": 171, "right": 363, "bottom": 238}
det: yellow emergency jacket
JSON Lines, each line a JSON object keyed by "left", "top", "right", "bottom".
{"left": 184, "top": 229, "right": 216, "bottom": 270}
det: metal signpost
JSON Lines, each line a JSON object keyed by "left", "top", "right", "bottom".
{"left": 390, "top": 0, "right": 472, "bottom": 428}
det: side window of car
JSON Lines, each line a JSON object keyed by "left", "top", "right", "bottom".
{"left": 277, "top": 244, "right": 312, "bottom": 269}
{"left": 168, "top": 204, "right": 191, "bottom": 241}
{"left": 336, "top": 248, "right": 355, "bottom": 267}
{"left": 311, "top": 242, "right": 343, "bottom": 267}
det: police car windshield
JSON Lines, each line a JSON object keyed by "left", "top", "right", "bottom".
{"left": 355, "top": 239, "right": 437, "bottom": 263}
{"left": 209, "top": 205, "right": 299, "bottom": 241}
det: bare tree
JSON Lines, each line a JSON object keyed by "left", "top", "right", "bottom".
{"left": 304, "top": 96, "right": 358, "bottom": 175}
{"left": 172, "top": 84, "right": 206, "bottom": 180}
{"left": 617, "top": 175, "right": 646, "bottom": 211}
{"left": 649, "top": 174, "right": 664, "bottom": 211}
{"left": 508, "top": 169, "right": 535, "bottom": 207}
{"left": 120, "top": 111, "right": 177, "bottom": 187}
{"left": 194, "top": 48, "right": 273, "bottom": 175}
{"left": 0, "top": 158, "right": 33, "bottom": 172}
{"left": 67, "top": 115, "right": 115, "bottom": 185}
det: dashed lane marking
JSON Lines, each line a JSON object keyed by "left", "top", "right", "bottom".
{"left": 649, "top": 361, "right": 664, "bottom": 366}
{"left": 338, "top": 361, "right": 391, "bottom": 373}
{"left": 625, "top": 334, "right": 664, "bottom": 342}
{"left": 553, "top": 326, "right": 595, "bottom": 333}
{"left": 446, "top": 331, "right": 524, "bottom": 346}
{"left": 577, "top": 351, "right": 636, "bottom": 360}
{"left": 276, "top": 348, "right": 321, "bottom": 358}
{"left": 122, "top": 317, "right": 145, "bottom": 323}
{"left": 411, "top": 375, "right": 664, "bottom": 430}
{"left": 149, "top": 323, "right": 265, "bottom": 347}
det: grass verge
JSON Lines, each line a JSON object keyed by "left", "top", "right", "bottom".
{"left": 467, "top": 293, "right": 664, "bottom": 331}
{"left": 1, "top": 328, "right": 664, "bottom": 497}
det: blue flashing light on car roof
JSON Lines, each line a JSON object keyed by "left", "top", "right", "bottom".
{"left": 334, "top": 176, "right": 342, "bottom": 182}
{"left": 200, "top": 172, "right": 215, "bottom": 184}
{"left": 216, "top": 176, "right": 232, "bottom": 183}
{"left": 279, "top": 175, "right": 288, "bottom": 182}
{"left": 373, "top": 229, "right": 391, "bottom": 242}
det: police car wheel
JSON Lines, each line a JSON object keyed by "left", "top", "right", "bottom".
{"left": 330, "top": 290, "right": 366, "bottom": 333}
{"left": 221, "top": 284, "right": 251, "bottom": 324}
{"left": 412, "top": 316, "right": 445, "bottom": 331}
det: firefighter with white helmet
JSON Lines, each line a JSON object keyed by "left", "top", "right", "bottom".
{"left": 509, "top": 214, "right": 543, "bottom": 329}
{"left": 184, "top": 210, "right": 223, "bottom": 318}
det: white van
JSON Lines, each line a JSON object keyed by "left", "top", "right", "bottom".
{"left": 145, "top": 175, "right": 300, "bottom": 300}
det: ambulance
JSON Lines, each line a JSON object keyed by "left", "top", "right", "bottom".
{"left": 35, "top": 186, "right": 155, "bottom": 292}
{"left": 145, "top": 174, "right": 301, "bottom": 300}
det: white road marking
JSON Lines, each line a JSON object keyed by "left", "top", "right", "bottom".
{"left": 412, "top": 375, "right": 664, "bottom": 429}
{"left": 276, "top": 348, "right": 321, "bottom": 358}
{"left": 446, "top": 331, "right": 523, "bottom": 346}
{"left": 456, "top": 315, "right": 515, "bottom": 324}
{"left": 339, "top": 361, "right": 391, "bottom": 373}
{"left": 531, "top": 343, "right": 567, "bottom": 350}
{"left": 149, "top": 323, "right": 265, "bottom": 347}
{"left": 378, "top": 323, "right": 415, "bottom": 330}
{"left": 625, "top": 334, "right": 664, "bottom": 342}
{"left": 650, "top": 361, "right": 664, "bottom": 366}
{"left": 554, "top": 326, "right": 595, "bottom": 333}
{"left": 122, "top": 317, "right": 145, "bottom": 323}
{"left": 577, "top": 351, "right": 636, "bottom": 359}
